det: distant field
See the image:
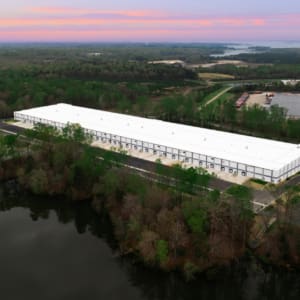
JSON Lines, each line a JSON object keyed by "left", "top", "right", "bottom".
{"left": 198, "top": 73, "right": 235, "bottom": 80}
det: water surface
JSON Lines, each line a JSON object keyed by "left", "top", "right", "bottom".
{"left": 211, "top": 41, "right": 300, "bottom": 58}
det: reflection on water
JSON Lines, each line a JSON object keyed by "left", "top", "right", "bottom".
{"left": 0, "top": 184, "right": 300, "bottom": 300}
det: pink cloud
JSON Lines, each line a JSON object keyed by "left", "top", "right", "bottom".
{"left": 27, "top": 6, "right": 159, "bottom": 18}
{"left": 219, "top": 18, "right": 246, "bottom": 26}
{"left": 252, "top": 19, "right": 266, "bottom": 26}
{"left": 1, "top": 26, "right": 300, "bottom": 42}
{"left": 0, "top": 16, "right": 268, "bottom": 28}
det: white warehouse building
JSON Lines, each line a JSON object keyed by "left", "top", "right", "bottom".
{"left": 14, "top": 103, "right": 300, "bottom": 184}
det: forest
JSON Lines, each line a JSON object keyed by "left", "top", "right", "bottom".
{"left": 0, "top": 43, "right": 226, "bottom": 65}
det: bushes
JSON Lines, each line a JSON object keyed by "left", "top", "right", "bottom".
{"left": 183, "top": 261, "right": 199, "bottom": 281}
{"left": 251, "top": 178, "right": 268, "bottom": 185}
{"left": 28, "top": 169, "right": 48, "bottom": 195}
{"left": 156, "top": 240, "right": 169, "bottom": 264}
{"left": 182, "top": 199, "right": 207, "bottom": 234}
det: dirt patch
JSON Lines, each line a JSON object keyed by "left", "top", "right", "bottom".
{"left": 247, "top": 93, "right": 269, "bottom": 107}
{"left": 199, "top": 60, "right": 246, "bottom": 68}
{"left": 198, "top": 73, "right": 235, "bottom": 80}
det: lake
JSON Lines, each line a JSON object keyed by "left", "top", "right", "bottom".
{"left": 210, "top": 45, "right": 257, "bottom": 58}
{"left": 211, "top": 41, "right": 300, "bottom": 58}
{"left": 0, "top": 184, "right": 300, "bottom": 300}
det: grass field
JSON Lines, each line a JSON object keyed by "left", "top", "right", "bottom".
{"left": 198, "top": 73, "right": 235, "bottom": 80}
{"left": 201, "top": 86, "right": 233, "bottom": 105}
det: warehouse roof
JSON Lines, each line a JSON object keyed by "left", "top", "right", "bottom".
{"left": 15, "top": 103, "right": 300, "bottom": 171}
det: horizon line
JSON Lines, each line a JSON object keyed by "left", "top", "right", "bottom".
{"left": 0, "top": 40, "right": 300, "bottom": 44}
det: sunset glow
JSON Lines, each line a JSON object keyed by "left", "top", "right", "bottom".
{"left": 1, "top": 1, "right": 300, "bottom": 42}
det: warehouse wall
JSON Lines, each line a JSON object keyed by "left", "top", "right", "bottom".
{"left": 14, "top": 112, "right": 299, "bottom": 184}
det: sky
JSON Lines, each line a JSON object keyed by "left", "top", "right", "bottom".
{"left": 1, "top": 0, "right": 300, "bottom": 42}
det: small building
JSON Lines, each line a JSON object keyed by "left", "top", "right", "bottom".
{"left": 14, "top": 103, "right": 300, "bottom": 184}
{"left": 281, "top": 79, "right": 300, "bottom": 86}
{"left": 235, "top": 93, "right": 249, "bottom": 108}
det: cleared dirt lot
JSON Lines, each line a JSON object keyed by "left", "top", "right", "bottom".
{"left": 199, "top": 60, "right": 246, "bottom": 68}
{"left": 247, "top": 93, "right": 268, "bottom": 107}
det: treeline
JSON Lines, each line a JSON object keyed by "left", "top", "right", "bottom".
{"left": 1, "top": 57, "right": 197, "bottom": 84}
{"left": 28, "top": 60, "right": 197, "bottom": 81}
{"left": 233, "top": 82, "right": 300, "bottom": 93}
{"left": 0, "top": 43, "right": 226, "bottom": 65}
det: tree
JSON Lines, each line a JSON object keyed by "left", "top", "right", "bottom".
{"left": 280, "top": 185, "right": 300, "bottom": 228}
{"left": 32, "top": 123, "right": 60, "bottom": 142}
{"left": 0, "top": 134, "right": 19, "bottom": 159}
{"left": 183, "top": 261, "right": 199, "bottom": 281}
{"left": 28, "top": 168, "right": 49, "bottom": 194}
{"left": 3, "top": 134, "right": 18, "bottom": 156}
{"left": 137, "top": 230, "right": 159, "bottom": 264}
{"left": 0, "top": 100, "right": 11, "bottom": 118}
{"left": 62, "top": 123, "right": 91, "bottom": 144}
{"left": 182, "top": 198, "right": 207, "bottom": 235}
{"left": 156, "top": 239, "right": 169, "bottom": 264}
{"left": 155, "top": 208, "right": 187, "bottom": 258}
{"left": 226, "top": 185, "right": 254, "bottom": 248}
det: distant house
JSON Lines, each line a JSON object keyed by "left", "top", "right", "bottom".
{"left": 281, "top": 79, "right": 300, "bottom": 86}
{"left": 87, "top": 52, "right": 102, "bottom": 57}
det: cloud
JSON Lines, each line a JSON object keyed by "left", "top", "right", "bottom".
{"left": 252, "top": 19, "right": 266, "bottom": 26}
{"left": 1, "top": 26, "right": 300, "bottom": 42}
{"left": 27, "top": 6, "right": 159, "bottom": 18}
{"left": 0, "top": 16, "right": 268, "bottom": 28}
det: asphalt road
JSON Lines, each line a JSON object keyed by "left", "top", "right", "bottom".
{"left": 204, "top": 86, "right": 233, "bottom": 107}
{"left": 273, "top": 174, "right": 300, "bottom": 197}
{"left": 0, "top": 121, "right": 25, "bottom": 135}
